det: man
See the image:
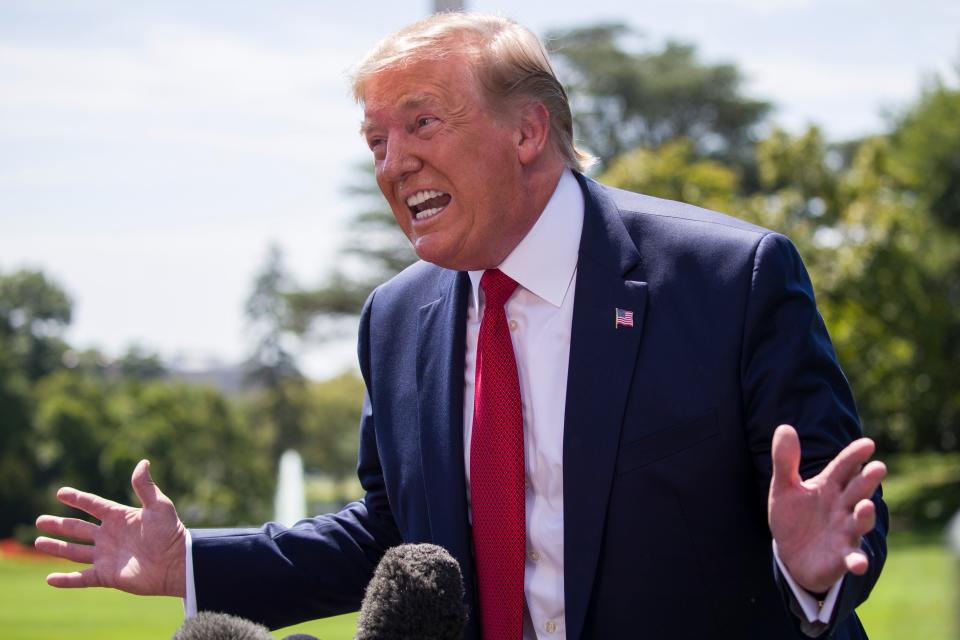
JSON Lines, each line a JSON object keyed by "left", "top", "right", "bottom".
{"left": 35, "top": 13, "right": 887, "bottom": 640}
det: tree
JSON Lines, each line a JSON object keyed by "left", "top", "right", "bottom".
{"left": 883, "top": 72, "right": 960, "bottom": 449}
{"left": 106, "top": 380, "right": 274, "bottom": 526}
{"left": 32, "top": 369, "right": 274, "bottom": 527}
{"left": 285, "top": 163, "right": 416, "bottom": 338}
{"left": 296, "top": 371, "right": 366, "bottom": 480}
{"left": 599, "top": 117, "right": 959, "bottom": 453}
{"left": 0, "top": 268, "right": 72, "bottom": 536}
{"left": 244, "top": 245, "right": 307, "bottom": 461}
{"left": 889, "top": 73, "right": 960, "bottom": 230}
{"left": 0, "top": 345, "right": 40, "bottom": 537}
{"left": 0, "top": 269, "right": 71, "bottom": 382}
{"left": 599, "top": 138, "right": 740, "bottom": 213}
{"left": 547, "top": 24, "right": 771, "bottom": 171}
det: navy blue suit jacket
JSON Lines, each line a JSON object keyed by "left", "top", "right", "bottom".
{"left": 192, "top": 174, "right": 886, "bottom": 639}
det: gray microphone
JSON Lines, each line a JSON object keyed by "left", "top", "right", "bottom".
{"left": 172, "top": 612, "right": 273, "bottom": 640}
{"left": 172, "top": 612, "right": 319, "bottom": 640}
{"left": 355, "top": 543, "right": 468, "bottom": 640}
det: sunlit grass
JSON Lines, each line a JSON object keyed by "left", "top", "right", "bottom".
{"left": 0, "top": 555, "right": 356, "bottom": 640}
{"left": 857, "top": 532, "right": 957, "bottom": 640}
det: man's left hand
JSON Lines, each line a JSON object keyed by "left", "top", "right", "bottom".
{"left": 768, "top": 424, "right": 887, "bottom": 594}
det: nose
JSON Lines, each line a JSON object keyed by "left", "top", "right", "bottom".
{"left": 378, "top": 135, "right": 422, "bottom": 182}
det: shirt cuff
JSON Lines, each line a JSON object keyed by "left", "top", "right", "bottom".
{"left": 772, "top": 539, "right": 842, "bottom": 624}
{"left": 183, "top": 529, "right": 197, "bottom": 618}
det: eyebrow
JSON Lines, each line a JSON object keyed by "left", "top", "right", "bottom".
{"left": 359, "top": 93, "right": 437, "bottom": 137}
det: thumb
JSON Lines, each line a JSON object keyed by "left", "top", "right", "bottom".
{"left": 770, "top": 424, "right": 802, "bottom": 494}
{"left": 131, "top": 459, "right": 165, "bottom": 508}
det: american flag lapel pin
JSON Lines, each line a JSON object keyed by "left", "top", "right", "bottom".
{"left": 615, "top": 307, "right": 634, "bottom": 329}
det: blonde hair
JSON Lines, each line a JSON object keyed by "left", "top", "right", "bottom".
{"left": 351, "top": 13, "right": 595, "bottom": 172}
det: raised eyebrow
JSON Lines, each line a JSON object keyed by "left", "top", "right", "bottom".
{"left": 397, "top": 94, "right": 434, "bottom": 111}
{"left": 359, "top": 94, "right": 439, "bottom": 136}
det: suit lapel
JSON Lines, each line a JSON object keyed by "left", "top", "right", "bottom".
{"left": 415, "top": 269, "right": 479, "bottom": 638}
{"left": 564, "top": 175, "right": 649, "bottom": 640}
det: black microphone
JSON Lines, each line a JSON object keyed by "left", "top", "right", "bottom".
{"left": 355, "top": 543, "right": 468, "bottom": 640}
{"left": 172, "top": 612, "right": 319, "bottom": 640}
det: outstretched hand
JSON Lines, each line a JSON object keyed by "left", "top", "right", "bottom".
{"left": 34, "top": 460, "right": 187, "bottom": 597}
{"left": 768, "top": 425, "right": 886, "bottom": 594}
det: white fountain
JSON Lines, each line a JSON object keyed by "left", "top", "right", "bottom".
{"left": 274, "top": 449, "right": 306, "bottom": 526}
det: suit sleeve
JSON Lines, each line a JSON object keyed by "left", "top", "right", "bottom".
{"left": 740, "top": 232, "right": 888, "bottom": 638}
{"left": 189, "top": 288, "right": 402, "bottom": 630}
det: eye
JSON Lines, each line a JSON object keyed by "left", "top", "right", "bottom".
{"left": 367, "top": 137, "right": 385, "bottom": 151}
{"left": 416, "top": 116, "right": 438, "bottom": 129}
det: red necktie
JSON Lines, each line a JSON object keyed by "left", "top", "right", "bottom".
{"left": 471, "top": 269, "right": 524, "bottom": 640}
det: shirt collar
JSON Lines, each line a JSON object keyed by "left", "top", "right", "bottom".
{"left": 468, "top": 169, "right": 584, "bottom": 312}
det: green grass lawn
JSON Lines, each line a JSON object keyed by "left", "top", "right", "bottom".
{"left": 0, "top": 556, "right": 357, "bottom": 640}
{"left": 857, "top": 532, "right": 958, "bottom": 640}
{"left": 2, "top": 531, "right": 955, "bottom": 639}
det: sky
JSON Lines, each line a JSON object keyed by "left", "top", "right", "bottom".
{"left": 1, "top": 0, "right": 958, "bottom": 378}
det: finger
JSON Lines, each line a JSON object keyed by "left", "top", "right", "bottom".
{"left": 820, "top": 437, "right": 876, "bottom": 488}
{"left": 56, "top": 487, "right": 121, "bottom": 521}
{"left": 35, "top": 515, "right": 99, "bottom": 542}
{"left": 131, "top": 459, "right": 167, "bottom": 509}
{"left": 851, "top": 499, "right": 877, "bottom": 536}
{"left": 770, "top": 425, "right": 802, "bottom": 492}
{"left": 34, "top": 536, "right": 95, "bottom": 564}
{"left": 844, "top": 549, "right": 869, "bottom": 576}
{"left": 842, "top": 460, "right": 887, "bottom": 509}
{"left": 46, "top": 567, "right": 101, "bottom": 589}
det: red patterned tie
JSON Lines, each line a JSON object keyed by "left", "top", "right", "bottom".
{"left": 471, "top": 269, "right": 524, "bottom": 640}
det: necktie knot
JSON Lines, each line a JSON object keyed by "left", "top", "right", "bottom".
{"left": 480, "top": 269, "right": 518, "bottom": 309}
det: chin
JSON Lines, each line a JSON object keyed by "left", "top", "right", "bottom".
{"left": 412, "top": 238, "right": 467, "bottom": 271}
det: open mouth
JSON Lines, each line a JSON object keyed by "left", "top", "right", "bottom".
{"left": 406, "top": 190, "right": 451, "bottom": 221}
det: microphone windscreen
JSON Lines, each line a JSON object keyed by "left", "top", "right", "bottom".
{"left": 356, "top": 543, "right": 468, "bottom": 640}
{"left": 172, "top": 611, "right": 274, "bottom": 640}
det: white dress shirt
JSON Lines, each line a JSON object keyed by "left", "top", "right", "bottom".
{"left": 184, "top": 168, "right": 840, "bottom": 636}
{"left": 464, "top": 169, "right": 584, "bottom": 639}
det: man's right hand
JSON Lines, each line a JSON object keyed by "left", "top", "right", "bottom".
{"left": 34, "top": 459, "right": 187, "bottom": 597}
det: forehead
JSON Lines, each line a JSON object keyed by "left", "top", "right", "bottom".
{"left": 361, "top": 58, "right": 481, "bottom": 125}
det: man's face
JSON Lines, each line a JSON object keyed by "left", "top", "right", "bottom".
{"left": 361, "top": 57, "right": 528, "bottom": 271}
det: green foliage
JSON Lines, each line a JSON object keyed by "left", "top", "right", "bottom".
{"left": 243, "top": 371, "right": 365, "bottom": 486}
{"left": 601, "top": 111, "right": 959, "bottom": 453}
{"left": 881, "top": 453, "right": 960, "bottom": 533}
{"left": 0, "top": 268, "right": 73, "bottom": 536}
{"left": 106, "top": 381, "right": 273, "bottom": 526}
{"left": 116, "top": 345, "right": 167, "bottom": 380}
{"left": 0, "top": 269, "right": 71, "bottom": 382}
{"left": 32, "top": 370, "right": 273, "bottom": 527}
{"left": 33, "top": 370, "right": 122, "bottom": 500}
{"left": 600, "top": 138, "right": 739, "bottom": 213}
{"left": 0, "top": 347, "right": 41, "bottom": 537}
{"left": 297, "top": 372, "right": 366, "bottom": 480}
{"left": 547, "top": 24, "right": 771, "bottom": 170}
{"left": 889, "top": 76, "right": 960, "bottom": 229}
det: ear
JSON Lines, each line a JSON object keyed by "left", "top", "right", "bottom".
{"left": 516, "top": 101, "right": 551, "bottom": 166}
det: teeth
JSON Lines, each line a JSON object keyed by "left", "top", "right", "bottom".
{"left": 415, "top": 206, "right": 443, "bottom": 220}
{"left": 406, "top": 189, "right": 447, "bottom": 207}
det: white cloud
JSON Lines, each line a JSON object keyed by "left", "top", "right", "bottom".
{"left": 688, "top": 0, "right": 816, "bottom": 14}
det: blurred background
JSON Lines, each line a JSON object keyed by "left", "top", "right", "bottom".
{"left": 1, "top": 1, "right": 958, "bottom": 638}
